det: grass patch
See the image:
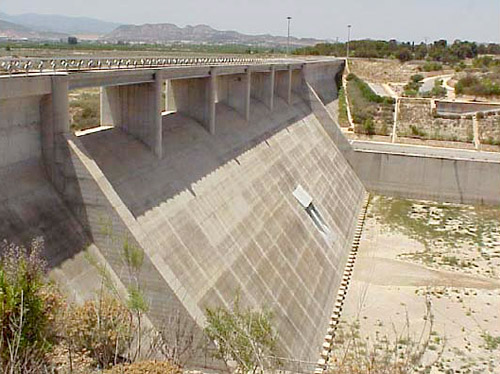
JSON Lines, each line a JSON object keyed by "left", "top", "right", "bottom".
{"left": 69, "top": 89, "right": 100, "bottom": 131}
{"left": 482, "top": 332, "right": 500, "bottom": 351}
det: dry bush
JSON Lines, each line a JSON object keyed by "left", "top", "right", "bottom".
{"left": 104, "top": 360, "right": 182, "bottom": 374}
{"left": 64, "top": 292, "right": 134, "bottom": 369}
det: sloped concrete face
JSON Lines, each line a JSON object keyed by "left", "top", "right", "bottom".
{"left": 79, "top": 93, "right": 366, "bottom": 364}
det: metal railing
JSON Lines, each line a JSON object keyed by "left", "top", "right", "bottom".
{"left": 0, "top": 56, "right": 267, "bottom": 76}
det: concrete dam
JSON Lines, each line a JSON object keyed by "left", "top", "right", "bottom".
{"left": 1, "top": 57, "right": 500, "bottom": 371}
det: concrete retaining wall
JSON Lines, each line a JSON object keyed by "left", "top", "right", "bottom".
{"left": 351, "top": 142, "right": 500, "bottom": 205}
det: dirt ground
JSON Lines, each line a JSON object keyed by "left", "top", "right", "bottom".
{"left": 340, "top": 195, "right": 500, "bottom": 373}
{"left": 349, "top": 59, "right": 454, "bottom": 84}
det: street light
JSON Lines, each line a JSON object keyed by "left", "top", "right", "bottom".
{"left": 346, "top": 24, "right": 352, "bottom": 62}
{"left": 287, "top": 16, "right": 292, "bottom": 55}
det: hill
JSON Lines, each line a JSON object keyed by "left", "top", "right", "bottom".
{"left": 0, "top": 11, "right": 120, "bottom": 35}
{"left": 0, "top": 18, "right": 65, "bottom": 40}
{"left": 103, "top": 23, "right": 322, "bottom": 47}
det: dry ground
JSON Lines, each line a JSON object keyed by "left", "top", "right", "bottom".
{"left": 340, "top": 195, "right": 500, "bottom": 373}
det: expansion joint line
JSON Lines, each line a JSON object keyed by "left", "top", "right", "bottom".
{"left": 314, "top": 193, "right": 371, "bottom": 374}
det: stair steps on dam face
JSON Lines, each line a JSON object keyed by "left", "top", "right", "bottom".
{"left": 315, "top": 194, "right": 371, "bottom": 374}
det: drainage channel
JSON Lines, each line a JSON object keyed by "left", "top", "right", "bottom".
{"left": 314, "top": 193, "right": 371, "bottom": 374}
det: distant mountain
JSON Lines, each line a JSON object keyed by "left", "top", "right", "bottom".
{"left": 0, "top": 19, "right": 65, "bottom": 40}
{"left": 0, "top": 12, "right": 120, "bottom": 35}
{"left": 103, "top": 23, "right": 322, "bottom": 47}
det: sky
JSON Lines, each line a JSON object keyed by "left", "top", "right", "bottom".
{"left": 2, "top": 0, "right": 499, "bottom": 43}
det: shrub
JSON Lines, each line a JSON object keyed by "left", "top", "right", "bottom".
{"left": 0, "top": 238, "right": 63, "bottom": 373}
{"left": 362, "top": 118, "right": 376, "bottom": 136}
{"left": 104, "top": 361, "right": 182, "bottom": 374}
{"left": 65, "top": 292, "right": 134, "bottom": 369}
{"left": 205, "top": 296, "right": 278, "bottom": 373}
{"left": 410, "top": 125, "right": 427, "bottom": 138}
{"left": 422, "top": 61, "right": 443, "bottom": 72}
{"left": 328, "top": 300, "right": 443, "bottom": 374}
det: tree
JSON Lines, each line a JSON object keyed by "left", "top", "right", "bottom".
{"left": 205, "top": 295, "right": 278, "bottom": 373}
{"left": 397, "top": 49, "right": 412, "bottom": 62}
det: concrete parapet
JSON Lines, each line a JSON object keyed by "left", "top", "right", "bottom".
{"left": 100, "top": 74, "right": 163, "bottom": 158}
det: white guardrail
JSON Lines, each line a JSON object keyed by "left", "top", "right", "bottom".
{"left": 0, "top": 56, "right": 266, "bottom": 76}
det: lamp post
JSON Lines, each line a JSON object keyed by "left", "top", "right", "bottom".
{"left": 346, "top": 24, "right": 352, "bottom": 61}
{"left": 287, "top": 16, "right": 292, "bottom": 55}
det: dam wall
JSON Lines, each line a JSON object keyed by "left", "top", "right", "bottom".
{"left": 0, "top": 59, "right": 367, "bottom": 370}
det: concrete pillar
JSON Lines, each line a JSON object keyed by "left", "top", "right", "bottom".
{"left": 270, "top": 66, "right": 275, "bottom": 111}
{"left": 251, "top": 68, "right": 275, "bottom": 111}
{"left": 153, "top": 74, "right": 163, "bottom": 158}
{"left": 100, "top": 74, "right": 163, "bottom": 158}
{"left": 209, "top": 70, "right": 217, "bottom": 134}
{"left": 287, "top": 66, "right": 293, "bottom": 105}
{"left": 40, "top": 75, "right": 70, "bottom": 192}
{"left": 245, "top": 69, "right": 251, "bottom": 121}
